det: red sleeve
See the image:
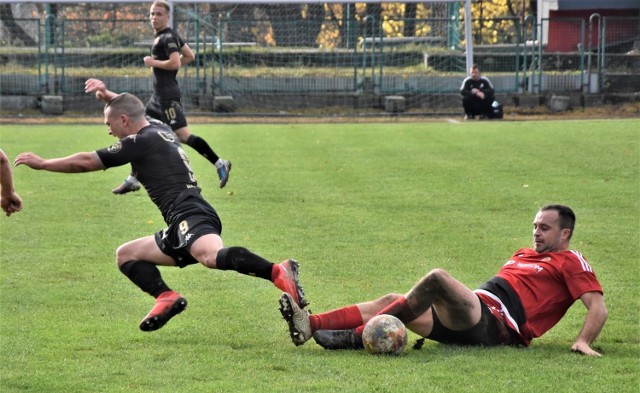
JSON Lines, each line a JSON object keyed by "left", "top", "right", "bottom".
{"left": 561, "top": 251, "right": 603, "bottom": 299}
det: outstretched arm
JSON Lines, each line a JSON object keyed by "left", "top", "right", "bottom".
{"left": 571, "top": 291, "right": 608, "bottom": 357}
{"left": 14, "top": 152, "right": 105, "bottom": 173}
{"left": 85, "top": 78, "right": 119, "bottom": 103}
{"left": 0, "top": 149, "right": 23, "bottom": 216}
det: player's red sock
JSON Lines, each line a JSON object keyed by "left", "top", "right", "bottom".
{"left": 376, "top": 296, "right": 408, "bottom": 317}
{"left": 354, "top": 296, "right": 409, "bottom": 336}
{"left": 309, "top": 305, "right": 363, "bottom": 331}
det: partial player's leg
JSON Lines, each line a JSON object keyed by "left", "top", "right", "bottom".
{"left": 310, "top": 294, "right": 401, "bottom": 350}
{"left": 350, "top": 269, "right": 478, "bottom": 338}
{"left": 112, "top": 173, "right": 141, "bottom": 194}
{"left": 174, "top": 127, "right": 232, "bottom": 189}
{"left": 167, "top": 99, "right": 232, "bottom": 189}
{"left": 116, "top": 236, "right": 186, "bottom": 332}
{"left": 462, "top": 95, "right": 476, "bottom": 119}
{"left": 403, "top": 268, "right": 482, "bottom": 332}
{"left": 279, "top": 292, "right": 385, "bottom": 347}
{"left": 312, "top": 269, "right": 481, "bottom": 349}
{"left": 188, "top": 234, "right": 308, "bottom": 308}
{"left": 279, "top": 292, "right": 312, "bottom": 346}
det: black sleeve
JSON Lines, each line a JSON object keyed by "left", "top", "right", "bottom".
{"left": 176, "top": 32, "right": 186, "bottom": 50}
{"left": 460, "top": 78, "right": 472, "bottom": 96}
{"left": 481, "top": 77, "right": 495, "bottom": 98}
{"left": 95, "top": 135, "right": 147, "bottom": 169}
{"left": 160, "top": 31, "right": 182, "bottom": 58}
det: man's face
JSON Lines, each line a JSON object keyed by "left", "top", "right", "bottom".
{"left": 532, "top": 209, "right": 570, "bottom": 253}
{"left": 471, "top": 67, "right": 481, "bottom": 81}
{"left": 103, "top": 107, "right": 127, "bottom": 139}
{"left": 150, "top": 5, "right": 169, "bottom": 32}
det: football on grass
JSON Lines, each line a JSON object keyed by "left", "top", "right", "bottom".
{"left": 362, "top": 314, "right": 408, "bottom": 356}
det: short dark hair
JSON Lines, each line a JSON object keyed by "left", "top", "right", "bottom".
{"left": 541, "top": 204, "right": 576, "bottom": 239}
{"left": 105, "top": 93, "right": 145, "bottom": 121}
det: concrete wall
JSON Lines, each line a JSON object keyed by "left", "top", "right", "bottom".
{"left": 1, "top": 74, "right": 638, "bottom": 116}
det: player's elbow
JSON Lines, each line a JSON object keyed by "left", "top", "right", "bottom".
{"left": 165, "top": 56, "right": 182, "bottom": 70}
{"left": 181, "top": 54, "right": 195, "bottom": 65}
{"left": 588, "top": 295, "right": 608, "bottom": 325}
{"left": 72, "top": 153, "right": 104, "bottom": 173}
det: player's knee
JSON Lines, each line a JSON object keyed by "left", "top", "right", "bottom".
{"left": 421, "top": 268, "right": 450, "bottom": 289}
{"left": 115, "top": 244, "right": 133, "bottom": 267}
{"left": 174, "top": 128, "right": 191, "bottom": 143}
{"left": 195, "top": 245, "right": 226, "bottom": 269}
{"left": 427, "top": 268, "right": 449, "bottom": 279}
{"left": 377, "top": 293, "right": 403, "bottom": 306}
{"left": 198, "top": 253, "right": 218, "bottom": 269}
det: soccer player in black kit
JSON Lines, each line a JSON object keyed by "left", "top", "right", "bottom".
{"left": 112, "top": 0, "right": 231, "bottom": 194}
{"left": 14, "top": 92, "right": 308, "bottom": 332}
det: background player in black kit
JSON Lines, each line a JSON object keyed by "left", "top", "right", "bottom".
{"left": 14, "top": 92, "right": 308, "bottom": 332}
{"left": 112, "top": 0, "right": 231, "bottom": 194}
{"left": 460, "top": 64, "right": 495, "bottom": 120}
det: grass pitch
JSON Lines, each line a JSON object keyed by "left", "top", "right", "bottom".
{"left": 1, "top": 119, "right": 638, "bottom": 392}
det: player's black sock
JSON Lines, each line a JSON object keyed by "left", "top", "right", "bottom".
{"left": 185, "top": 134, "right": 220, "bottom": 165}
{"left": 119, "top": 261, "right": 172, "bottom": 298}
{"left": 215, "top": 247, "right": 274, "bottom": 281}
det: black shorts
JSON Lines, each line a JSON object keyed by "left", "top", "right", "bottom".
{"left": 154, "top": 199, "right": 222, "bottom": 268}
{"left": 426, "top": 295, "right": 522, "bottom": 346}
{"left": 145, "top": 95, "right": 188, "bottom": 131}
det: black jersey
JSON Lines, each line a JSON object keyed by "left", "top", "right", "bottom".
{"left": 460, "top": 76, "right": 495, "bottom": 99}
{"left": 96, "top": 123, "right": 202, "bottom": 223}
{"left": 151, "top": 27, "right": 184, "bottom": 100}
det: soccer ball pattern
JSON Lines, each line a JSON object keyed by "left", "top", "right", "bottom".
{"left": 362, "top": 314, "right": 408, "bottom": 355}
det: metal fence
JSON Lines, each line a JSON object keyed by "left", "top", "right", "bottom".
{"left": 528, "top": 15, "right": 639, "bottom": 95}
{"left": 1, "top": 10, "right": 638, "bottom": 115}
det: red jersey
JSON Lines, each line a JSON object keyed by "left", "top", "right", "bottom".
{"left": 496, "top": 248, "right": 602, "bottom": 343}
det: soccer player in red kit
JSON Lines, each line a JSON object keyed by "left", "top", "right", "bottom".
{"left": 279, "top": 205, "right": 608, "bottom": 356}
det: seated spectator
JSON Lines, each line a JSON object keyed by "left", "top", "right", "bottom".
{"left": 460, "top": 65, "right": 495, "bottom": 119}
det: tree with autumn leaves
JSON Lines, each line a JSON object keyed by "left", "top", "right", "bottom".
{"left": 1, "top": 1, "right": 534, "bottom": 48}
